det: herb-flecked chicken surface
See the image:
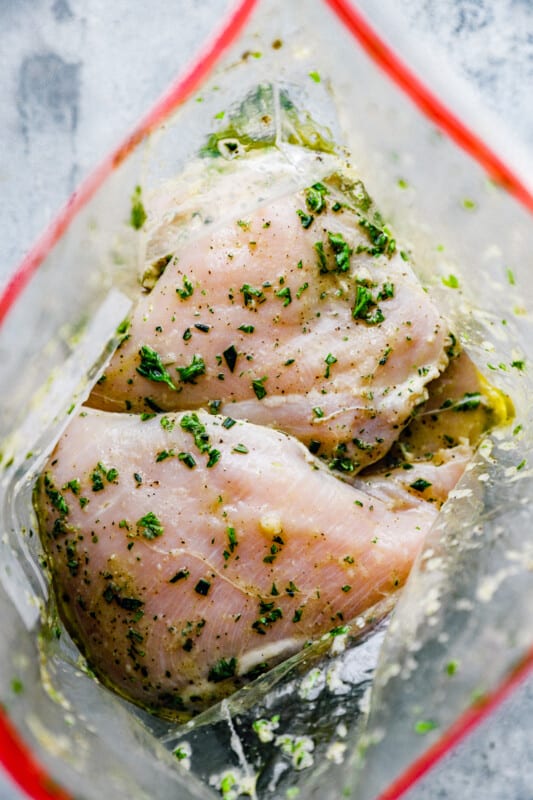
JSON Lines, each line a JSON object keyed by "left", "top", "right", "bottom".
{"left": 35, "top": 173, "right": 509, "bottom": 718}
{"left": 88, "top": 176, "right": 453, "bottom": 474}
{"left": 35, "top": 408, "right": 472, "bottom": 717}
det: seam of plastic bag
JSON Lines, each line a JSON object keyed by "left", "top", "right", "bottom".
{"left": 0, "top": 707, "right": 72, "bottom": 800}
{"left": 0, "top": 0, "right": 259, "bottom": 328}
{"left": 321, "top": 5, "right": 533, "bottom": 797}
{"left": 373, "top": 645, "right": 533, "bottom": 800}
{"left": 325, "top": 0, "right": 533, "bottom": 216}
{"left": 0, "top": 2, "right": 257, "bottom": 798}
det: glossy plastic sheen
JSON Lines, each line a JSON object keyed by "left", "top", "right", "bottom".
{"left": 0, "top": 2, "right": 532, "bottom": 800}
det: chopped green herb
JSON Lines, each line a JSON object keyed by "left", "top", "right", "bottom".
{"left": 341, "top": 585, "right": 351, "bottom": 593}
{"left": 353, "top": 284, "right": 375, "bottom": 320}
{"left": 414, "top": 720, "right": 438, "bottom": 734}
{"left": 227, "top": 526, "right": 238, "bottom": 553}
{"left": 276, "top": 286, "right": 292, "bottom": 306}
{"left": 155, "top": 449, "right": 175, "bottom": 462}
{"left": 358, "top": 217, "right": 393, "bottom": 256}
{"left": 223, "top": 345, "right": 238, "bottom": 372}
{"left": 207, "top": 449, "right": 221, "bottom": 468}
{"left": 44, "top": 475, "right": 69, "bottom": 514}
{"left": 137, "top": 345, "right": 177, "bottom": 390}
{"left": 305, "top": 182, "right": 328, "bottom": 213}
{"left": 63, "top": 478, "right": 80, "bottom": 495}
{"left": 292, "top": 609, "right": 303, "bottom": 623}
{"left": 238, "top": 324, "right": 255, "bottom": 333}
{"left": 130, "top": 185, "right": 146, "bottom": 230}
{"left": 232, "top": 443, "right": 249, "bottom": 454}
{"left": 330, "top": 625, "right": 349, "bottom": 637}
{"left": 136, "top": 512, "right": 164, "bottom": 540}
{"left": 328, "top": 231, "right": 352, "bottom": 272}
{"left": 442, "top": 274, "right": 459, "bottom": 289}
{"left": 91, "top": 470, "right": 105, "bottom": 493}
{"left": 517, "top": 459, "right": 527, "bottom": 471}
{"left": 446, "top": 660, "right": 459, "bottom": 676}
{"left": 308, "top": 70, "right": 321, "bottom": 82}
{"left": 222, "top": 417, "right": 237, "bottom": 429}
{"left": 180, "top": 413, "right": 210, "bottom": 452}
{"left": 176, "top": 275, "right": 194, "bottom": 300}
{"left": 169, "top": 569, "right": 190, "bottom": 583}
{"left": 252, "top": 376, "right": 268, "bottom": 400}
{"left": 178, "top": 452, "right": 196, "bottom": 469}
{"left": 507, "top": 267, "right": 516, "bottom": 285}
{"left": 160, "top": 416, "right": 175, "bottom": 431}
{"left": 377, "top": 282, "right": 395, "bottom": 300}
{"left": 240, "top": 283, "right": 265, "bottom": 306}
{"left": 410, "top": 478, "right": 432, "bottom": 492}
{"left": 296, "top": 282, "right": 309, "bottom": 299}
{"left": 140, "top": 412, "right": 156, "bottom": 422}
{"left": 208, "top": 656, "right": 237, "bottom": 682}
{"left": 194, "top": 578, "right": 211, "bottom": 596}
{"left": 296, "top": 209, "right": 314, "bottom": 229}
{"left": 379, "top": 346, "right": 392, "bottom": 366}
{"left": 314, "top": 241, "right": 327, "bottom": 273}
{"left": 324, "top": 353, "right": 338, "bottom": 379}
{"left": 144, "top": 397, "right": 164, "bottom": 413}
{"left": 312, "top": 406, "right": 324, "bottom": 418}
{"left": 176, "top": 354, "right": 206, "bottom": 384}
{"left": 511, "top": 360, "right": 525, "bottom": 370}
{"left": 106, "top": 467, "right": 119, "bottom": 482}
{"left": 453, "top": 392, "right": 482, "bottom": 411}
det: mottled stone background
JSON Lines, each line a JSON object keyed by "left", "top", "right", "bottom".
{"left": 1, "top": 1, "right": 533, "bottom": 798}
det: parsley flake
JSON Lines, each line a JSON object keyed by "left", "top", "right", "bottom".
{"left": 137, "top": 345, "right": 177, "bottom": 390}
{"left": 130, "top": 185, "right": 146, "bottom": 230}
{"left": 208, "top": 656, "right": 237, "bottom": 682}
{"left": 176, "top": 354, "right": 206, "bottom": 384}
{"left": 136, "top": 512, "right": 164, "bottom": 540}
{"left": 176, "top": 275, "right": 194, "bottom": 300}
{"left": 252, "top": 376, "right": 268, "bottom": 400}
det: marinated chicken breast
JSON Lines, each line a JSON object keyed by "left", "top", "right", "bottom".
{"left": 89, "top": 177, "right": 452, "bottom": 473}
{"left": 34, "top": 408, "right": 465, "bottom": 717}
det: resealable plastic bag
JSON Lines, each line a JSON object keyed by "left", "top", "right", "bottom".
{"left": 1, "top": 2, "right": 532, "bottom": 799}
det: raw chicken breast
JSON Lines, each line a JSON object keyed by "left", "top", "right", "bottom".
{"left": 89, "top": 176, "right": 452, "bottom": 473}
{"left": 34, "top": 408, "right": 463, "bottom": 718}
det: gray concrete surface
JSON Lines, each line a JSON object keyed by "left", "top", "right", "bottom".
{"left": 1, "top": 1, "right": 532, "bottom": 799}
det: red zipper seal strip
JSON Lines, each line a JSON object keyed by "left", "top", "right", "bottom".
{"left": 325, "top": 0, "right": 533, "bottom": 215}
{"left": 0, "top": 2, "right": 258, "bottom": 798}
{"left": 0, "top": 0, "right": 259, "bottom": 326}
{"left": 323, "top": 1, "right": 533, "bottom": 797}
